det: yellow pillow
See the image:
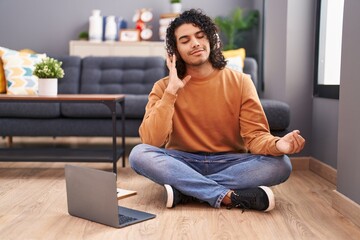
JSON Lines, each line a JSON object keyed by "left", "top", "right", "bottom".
{"left": 0, "top": 58, "right": 5, "bottom": 93}
{"left": 223, "top": 48, "right": 246, "bottom": 70}
{"left": 19, "top": 49, "right": 36, "bottom": 54}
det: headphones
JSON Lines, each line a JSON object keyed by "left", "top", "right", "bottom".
{"left": 213, "top": 33, "right": 221, "bottom": 50}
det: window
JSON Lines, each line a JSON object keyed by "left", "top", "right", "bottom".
{"left": 314, "top": 0, "right": 344, "bottom": 99}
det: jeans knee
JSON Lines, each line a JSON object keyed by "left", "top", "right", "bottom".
{"left": 128, "top": 144, "right": 146, "bottom": 170}
{"left": 279, "top": 155, "right": 292, "bottom": 182}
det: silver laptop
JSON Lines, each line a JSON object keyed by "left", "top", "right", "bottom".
{"left": 65, "top": 164, "right": 156, "bottom": 228}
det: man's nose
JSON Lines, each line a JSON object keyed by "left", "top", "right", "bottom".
{"left": 191, "top": 38, "right": 200, "bottom": 48}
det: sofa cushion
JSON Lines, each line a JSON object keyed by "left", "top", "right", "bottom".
{"left": 50, "top": 55, "right": 82, "bottom": 94}
{"left": 0, "top": 102, "right": 60, "bottom": 118}
{"left": 124, "top": 94, "right": 148, "bottom": 118}
{"left": 60, "top": 94, "right": 148, "bottom": 119}
{"left": 60, "top": 56, "right": 165, "bottom": 119}
{"left": 79, "top": 56, "right": 165, "bottom": 94}
{"left": 260, "top": 99, "right": 290, "bottom": 131}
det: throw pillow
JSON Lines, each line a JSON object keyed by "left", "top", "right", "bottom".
{"left": 0, "top": 58, "right": 5, "bottom": 93}
{"left": 223, "top": 48, "right": 246, "bottom": 72}
{"left": 0, "top": 46, "right": 45, "bottom": 95}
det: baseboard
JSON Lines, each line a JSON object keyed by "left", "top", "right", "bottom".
{"left": 332, "top": 190, "right": 360, "bottom": 228}
{"left": 309, "top": 157, "right": 337, "bottom": 185}
{"left": 291, "top": 157, "right": 337, "bottom": 185}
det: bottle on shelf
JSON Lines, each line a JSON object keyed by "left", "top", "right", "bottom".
{"left": 105, "top": 15, "right": 117, "bottom": 42}
{"left": 89, "top": 9, "right": 103, "bottom": 42}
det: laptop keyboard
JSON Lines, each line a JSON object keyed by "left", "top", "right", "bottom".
{"left": 119, "top": 214, "right": 138, "bottom": 224}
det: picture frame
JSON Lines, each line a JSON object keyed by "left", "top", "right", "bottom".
{"left": 119, "top": 29, "right": 140, "bottom": 42}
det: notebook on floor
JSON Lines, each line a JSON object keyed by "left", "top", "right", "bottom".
{"left": 65, "top": 164, "right": 156, "bottom": 228}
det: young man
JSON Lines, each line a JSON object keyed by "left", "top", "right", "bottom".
{"left": 129, "top": 9, "right": 305, "bottom": 212}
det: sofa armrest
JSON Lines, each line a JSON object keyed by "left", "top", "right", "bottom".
{"left": 260, "top": 99, "right": 290, "bottom": 136}
{"left": 243, "top": 57, "right": 258, "bottom": 91}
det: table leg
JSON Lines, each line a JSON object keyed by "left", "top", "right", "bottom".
{"left": 103, "top": 101, "right": 118, "bottom": 174}
{"left": 120, "top": 101, "right": 126, "bottom": 168}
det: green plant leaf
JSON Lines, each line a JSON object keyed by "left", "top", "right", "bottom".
{"left": 215, "top": 7, "right": 259, "bottom": 50}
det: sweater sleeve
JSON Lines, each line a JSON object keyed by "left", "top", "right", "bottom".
{"left": 139, "top": 80, "right": 177, "bottom": 147}
{"left": 239, "top": 74, "right": 283, "bottom": 156}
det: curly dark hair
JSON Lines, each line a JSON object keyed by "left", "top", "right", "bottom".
{"left": 165, "top": 9, "right": 226, "bottom": 78}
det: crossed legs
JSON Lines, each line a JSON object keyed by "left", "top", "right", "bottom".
{"left": 129, "top": 144, "right": 292, "bottom": 208}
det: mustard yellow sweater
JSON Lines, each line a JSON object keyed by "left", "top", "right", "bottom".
{"left": 139, "top": 67, "right": 283, "bottom": 156}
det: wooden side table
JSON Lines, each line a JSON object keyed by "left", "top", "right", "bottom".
{"left": 0, "top": 94, "right": 126, "bottom": 173}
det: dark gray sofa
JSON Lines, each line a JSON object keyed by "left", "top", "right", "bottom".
{"left": 0, "top": 56, "right": 289, "bottom": 139}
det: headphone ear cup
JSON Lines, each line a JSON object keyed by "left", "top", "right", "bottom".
{"left": 213, "top": 33, "right": 221, "bottom": 50}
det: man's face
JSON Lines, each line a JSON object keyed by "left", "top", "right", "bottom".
{"left": 174, "top": 23, "right": 211, "bottom": 67}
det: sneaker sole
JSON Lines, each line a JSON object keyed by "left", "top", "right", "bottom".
{"left": 259, "top": 186, "right": 275, "bottom": 212}
{"left": 164, "top": 184, "right": 174, "bottom": 208}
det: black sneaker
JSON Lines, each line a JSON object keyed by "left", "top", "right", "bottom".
{"left": 164, "top": 184, "right": 193, "bottom": 208}
{"left": 227, "top": 186, "right": 275, "bottom": 212}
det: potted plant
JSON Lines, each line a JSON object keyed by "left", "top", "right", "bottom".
{"left": 33, "top": 57, "right": 65, "bottom": 96}
{"left": 170, "top": 0, "right": 182, "bottom": 13}
{"left": 78, "top": 31, "right": 89, "bottom": 40}
{"left": 215, "top": 8, "right": 259, "bottom": 50}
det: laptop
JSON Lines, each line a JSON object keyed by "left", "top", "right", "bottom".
{"left": 65, "top": 164, "right": 156, "bottom": 228}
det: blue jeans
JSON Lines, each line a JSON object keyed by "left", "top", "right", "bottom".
{"left": 129, "top": 144, "right": 292, "bottom": 208}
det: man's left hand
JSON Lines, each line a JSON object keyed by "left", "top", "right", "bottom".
{"left": 276, "top": 130, "right": 305, "bottom": 154}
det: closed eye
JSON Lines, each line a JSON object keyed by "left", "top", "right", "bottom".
{"left": 196, "top": 32, "right": 205, "bottom": 39}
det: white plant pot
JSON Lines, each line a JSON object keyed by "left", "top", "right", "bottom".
{"left": 171, "top": 3, "right": 182, "bottom": 13}
{"left": 38, "top": 78, "right": 58, "bottom": 96}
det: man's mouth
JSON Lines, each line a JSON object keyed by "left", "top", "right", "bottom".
{"left": 190, "top": 48, "right": 205, "bottom": 55}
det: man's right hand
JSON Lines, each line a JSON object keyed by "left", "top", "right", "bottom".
{"left": 165, "top": 54, "right": 191, "bottom": 95}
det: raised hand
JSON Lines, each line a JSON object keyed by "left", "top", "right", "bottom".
{"left": 275, "top": 130, "right": 305, "bottom": 154}
{"left": 165, "top": 54, "right": 191, "bottom": 95}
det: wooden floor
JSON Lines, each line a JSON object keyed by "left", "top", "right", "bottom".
{"left": 1, "top": 137, "right": 360, "bottom": 240}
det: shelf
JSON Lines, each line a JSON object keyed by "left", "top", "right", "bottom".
{"left": 69, "top": 40, "right": 166, "bottom": 58}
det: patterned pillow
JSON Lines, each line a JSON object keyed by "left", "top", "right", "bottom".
{"left": 0, "top": 47, "right": 46, "bottom": 95}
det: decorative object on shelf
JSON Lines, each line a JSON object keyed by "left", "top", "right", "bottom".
{"left": 33, "top": 57, "right": 64, "bottom": 96}
{"left": 170, "top": 0, "right": 182, "bottom": 14}
{"left": 140, "top": 28, "right": 153, "bottom": 41}
{"left": 78, "top": 31, "right": 89, "bottom": 40}
{"left": 215, "top": 8, "right": 259, "bottom": 50}
{"left": 159, "top": 13, "right": 179, "bottom": 40}
{"left": 105, "top": 15, "right": 117, "bottom": 41}
{"left": 116, "top": 17, "right": 127, "bottom": 41}
{"left": 119, "top": 29, "right": 140, "bottom": 42}
{"left": 88, "top": 9, "right": 103, "bottom": 42}
{"left": 133, "top": 8, "right": 153, "bottom": 41}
